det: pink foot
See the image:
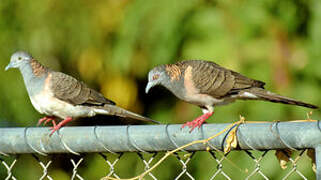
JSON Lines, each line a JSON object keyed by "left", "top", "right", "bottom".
{"left": 44, "top": 118, "right": 56, "bottom": 125}
{"left": 38, "top": 116, "right": 56, "bottom": 126}
{"left": 181, "top": 112, "right": 214, "bottom": 132}
{"left": 49, "top": 117, "right": 73, "bottom": 136}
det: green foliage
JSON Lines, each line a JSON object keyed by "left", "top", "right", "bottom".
{"left": 0, "top": 0, "right": 320, "bottom": 179}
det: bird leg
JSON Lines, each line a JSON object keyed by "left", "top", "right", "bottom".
{"left": 182, "top": 112, "right": 214, "bottom": 132}
{"left": 49, "top": 117, "right": 73, "bottom": 136}
{"left": 37, "top": 116, "right": 56, "bottom": 126}
{"left": 44, "top": 118, "right": 56, "bottom": 125}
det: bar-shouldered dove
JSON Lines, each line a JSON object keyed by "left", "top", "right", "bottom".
{"left": 145, "top": 60, "right": 318, "bottom": 131}
{"left": 5, "top": 51, "right": 159, "bottom": 135}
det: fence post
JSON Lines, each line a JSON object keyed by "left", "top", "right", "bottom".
{"left": 316, "top": 145, "right": 321, "bottom": 180}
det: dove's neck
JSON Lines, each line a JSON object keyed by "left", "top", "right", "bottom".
{"left": 161, "top": 77, "right": 186, "bottom": 100}
{"left": 19, "top": 60, "right": 48, "bottom": 96}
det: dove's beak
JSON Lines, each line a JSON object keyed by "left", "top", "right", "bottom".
{"left": 5, "top": 62, "right": 13, "bottom": 71}
{"left": 145, "top": 82, "right": 155, "bottom": 94}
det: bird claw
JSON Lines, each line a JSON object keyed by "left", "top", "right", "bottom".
{"left": 181, "top": 118, "right": 204, "bottom": 132}
{"left": 37, "top": 117, "right": 47, "bottom": 126}
{"left": 49, "top": 125, "right": 60, "bottom": 136}
{"left": 44, "top": 118, "right": 55, "bottom": 125}
{"left": 37, "top": 116, "right": 55, "bottom": 126}
{"left": 48, "top": 117, "right": 73, "bottom": 136}
{"left": 181, "top": 112, "right": 214, "bottom": 132}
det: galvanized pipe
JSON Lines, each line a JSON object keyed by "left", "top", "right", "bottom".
{"left": 0, "top": 121, "right": 320, "bottom": 155}
{"left": 316, "top": 145, "right": 321, "bottom": 180}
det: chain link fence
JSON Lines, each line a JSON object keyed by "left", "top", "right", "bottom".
{"left": 0, "top": 121, "right": 320, "bottom": 179}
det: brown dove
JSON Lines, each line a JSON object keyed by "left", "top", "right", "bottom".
{"left": 5, "top": 51, "right": 158, "bottom": 135}
{"left": 145, "top": 60, "right": 318, "bottom": 131}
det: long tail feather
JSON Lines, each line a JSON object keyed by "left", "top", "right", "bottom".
{"left": 95, "top": 104, "right": 160, "bottom": 124}
{"left": 244, "top": 88, "right": 318, "bottom": 109}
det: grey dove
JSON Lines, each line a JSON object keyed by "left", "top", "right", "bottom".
{"left": 145, "top": 60, "right": 318, "bottom": 131}
{"left": 5, "top": 51, "right": 158, "bottom": 135}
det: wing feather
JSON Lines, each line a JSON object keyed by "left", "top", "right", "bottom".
{"left": 49, "top": 72, "right": 115, "bottom": 106}
{"left": 179, "top": 60, "right": 265, "bottom": 98}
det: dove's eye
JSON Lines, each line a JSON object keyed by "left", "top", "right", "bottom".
{"left": 152, "top": 74, "right": 159, "bottom": 80}
{"left": 18, "top": 57, "right": 22, "bottom": 60}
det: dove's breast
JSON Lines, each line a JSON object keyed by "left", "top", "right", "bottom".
{"left": 29, "top": 91, "right": 96, "bottom": 119}
{"left": 29, "top": 75, "right": 97, "bottom": 119}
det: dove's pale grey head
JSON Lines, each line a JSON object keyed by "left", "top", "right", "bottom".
{"left": 145, "top": 65, "right": 171, "bottom": 94}
{"left": 5, "top": 51, "right": 33, "bottom": 71}
{"left": 5, "top": 51, "right": 48, "bottom": 96}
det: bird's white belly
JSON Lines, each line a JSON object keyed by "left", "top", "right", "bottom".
{"left": 30, "top": 92, "right": 95, "bottom": 119}
{"left": 184, "top": 93, "right": 235, "bottom": 107}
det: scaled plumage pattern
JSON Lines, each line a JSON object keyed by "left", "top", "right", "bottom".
{"left": 146, "top": 60, "right": 317, "bottom": 131}
{"left": 6, "top": 51, "right": 158, "bottom": 135}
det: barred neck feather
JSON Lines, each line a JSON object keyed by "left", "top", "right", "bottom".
{"left": 30, "top": 59, "right": 48, "bottom": 76}
{"left": 19, "top": 59, "right": 48, "bottom": 96}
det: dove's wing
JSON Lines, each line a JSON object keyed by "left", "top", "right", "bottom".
{"left": 49, "top": 71, "right": 115, "bottom": 106}
{"left": 184, "top": 60, "right": 265, "bottom": 98}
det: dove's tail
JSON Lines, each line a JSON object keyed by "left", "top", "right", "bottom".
{"left": 94, "top": 105, "right": 160, "bottom": 124}
{"left": 242, "top": 87, "right": 318, "bottom": 109}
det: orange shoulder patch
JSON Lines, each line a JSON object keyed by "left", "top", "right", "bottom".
{"left": 165, "top": 64, "right": 181, "bottom": 81}
{"left": 30, "top": 59, "right": 47, "bottom": 76}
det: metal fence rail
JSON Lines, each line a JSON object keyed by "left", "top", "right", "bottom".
{"left": 0, "top": 121, "right": 320, "bottom": 179}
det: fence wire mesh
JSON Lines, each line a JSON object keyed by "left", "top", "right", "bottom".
{"left": 0, "top": 121, "right": 319, "bottom": 179}
{"left": 0, "top": 149, "right": 315, "bottom": 179}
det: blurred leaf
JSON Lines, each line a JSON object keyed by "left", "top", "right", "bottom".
{"left": 275, "top": 149, "right": 292, "bottom": 170}
{"left": 101, "top": 75, "right": 138, "bottom": 110}
{"left": 78, "top": 48, "right": 103, "bottom": 81}
{"left": 307, "top": 149, "right": 316, "bottom": 173}
{"left": 0, "top": 0, "right": 320, "bottom": 179}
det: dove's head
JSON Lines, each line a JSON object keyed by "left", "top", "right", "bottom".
{"left": 5, "top": 51, "right": 33, "bottom": 71}
{"left": 145, "top": 65, "right": 170, "bottom": 94}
